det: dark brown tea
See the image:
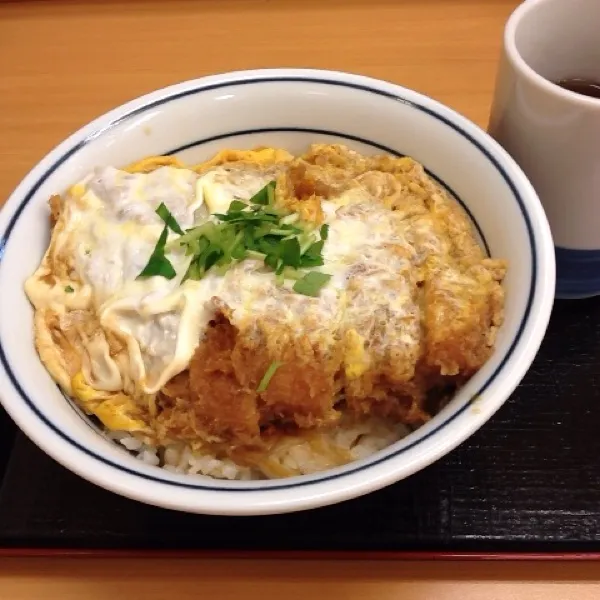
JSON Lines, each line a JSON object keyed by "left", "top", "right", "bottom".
{"left": 555, "top": 78, "right": 600, "bottom": 99}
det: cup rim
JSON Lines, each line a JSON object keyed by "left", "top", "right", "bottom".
{"left": 504, "top": 0, "right": 600, "bottom": 107}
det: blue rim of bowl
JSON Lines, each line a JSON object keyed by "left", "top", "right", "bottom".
{"left": 0, "top": 75, "right": 536, "bottom": 492}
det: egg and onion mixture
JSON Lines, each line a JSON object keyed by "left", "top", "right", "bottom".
{"left": 25, "top": 145, "right": 506, "bottom": 479}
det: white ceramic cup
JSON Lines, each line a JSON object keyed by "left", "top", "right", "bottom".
{"left": 488, "top": 0, "right": 600, "bottom": 299}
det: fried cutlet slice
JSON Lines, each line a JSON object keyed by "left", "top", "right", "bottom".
{"left": 421, "top": 259, "right": 506, "bottom": 377}
{"left": 49, "top": 194, "right": 63, "bottom": 226}
{"left": 232, "top": 334, "right": 341, "bottom": 429}
{"left": 155, "top": 315, "right": 261, "bottom": 447}
{"left": 157, "top": 310, "right": 342, "bottom": 447}
{"left": 187, "top": 314, "right": 262, "bottom": 446}
{"left": 340, "top": 256, "right": 429, "bottom": 425}
{"left": 152, "top": 144, "right": 506, "bottom": 449}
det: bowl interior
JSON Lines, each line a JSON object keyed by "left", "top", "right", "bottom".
{"left": 0, "top": 74, "right": 545, "bottom": 512}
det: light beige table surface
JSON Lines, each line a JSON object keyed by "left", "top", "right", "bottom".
{"left": 1, "top": 0, "right": 599, "bottom": 597}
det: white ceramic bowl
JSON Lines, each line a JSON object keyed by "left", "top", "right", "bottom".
{"left": 0, "top": 69, "right": 555, "bottom": 515}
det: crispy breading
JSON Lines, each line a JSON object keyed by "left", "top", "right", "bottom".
{"left": 276, "top": 164, "right": 326, "bottom": 224}
{"left": 48, "top": 194, "right": 63, "bottom": 226}
{"left": 31, "top": 143, "right": 507, "bottom": 462}
{"left": 422, "top": 259, "right": 506, "bottom": 376}
{"left": 233, "top": 333, "right": 342, "bottom": 429}
{"left": 340, "top": 262, "right": 429, "bottom": 426}
{"left": 151, "top": 145, "right": 505, "bottom": 449}
{"left": 188, "top": 315, "right": 261, "bottom": 446}
{"left": 153, "top": 316, "right": 262, "bottom": 447}
{"left": 156, "top": 311, "right": 343, "bottom": 446}
{"left": 344, "top": 378, "right": 430, "bottom": 427}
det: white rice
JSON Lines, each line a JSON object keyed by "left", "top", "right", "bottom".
{"left": 107, "top": 417, "right": 410, "bottom": 480}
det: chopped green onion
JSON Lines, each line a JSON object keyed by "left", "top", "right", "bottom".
{"left": 267, "top": 182, "right": 276, "bottom": 205}
{"left": 280, "top": 237, "right": 301, "bottom": 268}
{"left": 281, "top": 213, "right": 299, "bottom": 226}
{"left": 246, "top": 249, "right": 266, "bottom": 261}
{"left": 300, "top": 255, "right": 324, "bottom": 268}
{"left": 175, "top": 222, "right": 219, "bottom": 248}
{"left": 156, "top": 203, "right": 184, "bottom": 235}
{"left": 184, "top": 236, "right": 209, "bottom": 257}
{"left": 299, "top": 232, "right": 318, "bottom": 254}
{"left": 224, "top": 231, "right": 244, "bottom": 260}
{"left": 257, "top": 361, "right": 283, "bottom": 393}
{"left": 182, "top": 254, "right": 203, "bottom": 282}
{"left": 64, "top": 285, "right": 74, "bottom": 293}
{"left": 228, "top": 200, "right": 248, "bottom": 213}
{"left": 140, "top": 180, "right": 330, "bottom": 293}
{"left": 137, "top": 225, "right": 177, "bottom": 280}
{"left": 285, "top": 267, "right": 302, "bottom": 280}
{"left": 214, "top": 212, "right": 278, "bottom": 224}
{"left": 204, "top": 248, "right": 222, "bottom": 271}
{"left": 257, "top": 236, "right": 280, "bottom": 256}
{"left": 262, "top": 206, "right": 283, "bottom": 218}
{"left": 231, "top": 244, "right": 247, "bottom": 260}
{"left": 264, "top": 253, "right": 279, "bottom": 270}
{"left": 304, "top": 240, "right": 324, "bottom": 259}
{"left": 293, "top": 271, "right": 332, "bottom": 297}
{"left": 276, "top": 260, "right": 285, "bottom": 276}
{"left": 250, "top": 181, "right": 276, "bottom": 205}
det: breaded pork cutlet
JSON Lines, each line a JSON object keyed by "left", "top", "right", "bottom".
{"left": 150, "top": 145, "right": 505, "bottom": 450}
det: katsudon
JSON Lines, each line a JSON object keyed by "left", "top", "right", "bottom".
{"left": 25, "top": 144, "right": 507, "bottom": 479}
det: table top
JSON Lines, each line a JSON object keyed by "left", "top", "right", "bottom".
{"left": 1, "top": 0, "right": 600, "bottom": 597}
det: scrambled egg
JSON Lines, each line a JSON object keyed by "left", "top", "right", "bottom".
{"left": 25, "top": 144, "right": 506, "bottom": 459}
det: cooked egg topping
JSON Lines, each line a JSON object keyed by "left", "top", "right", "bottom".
{"left": 27, "top": 159, "right": 424, "bottom": 397}
{"left": 26, "top": 146, "right": 506, "bottom": 445}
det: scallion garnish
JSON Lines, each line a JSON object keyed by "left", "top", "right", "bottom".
{"left": 292, "top": 271, "right": 332, "bottom": 297}
{"left": 137, "top": 223, "right": 177, "bottom": 280}
{"left": 257, "top": 361, "right": 283, "bottom": 392}
{"left": 156, "top": 202, "right": 184, "bottom": 235}
{"left": 137, "top": 181, "right": 332, "bottom": 295}
{"left": 279, "top": 237, "right": 302, "bottom": 269}
{"left": 251, "top": 181, "right": 276, "bottom": 205}
{"left": 228, "top": 199, "right": 248, "bottom": 213}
